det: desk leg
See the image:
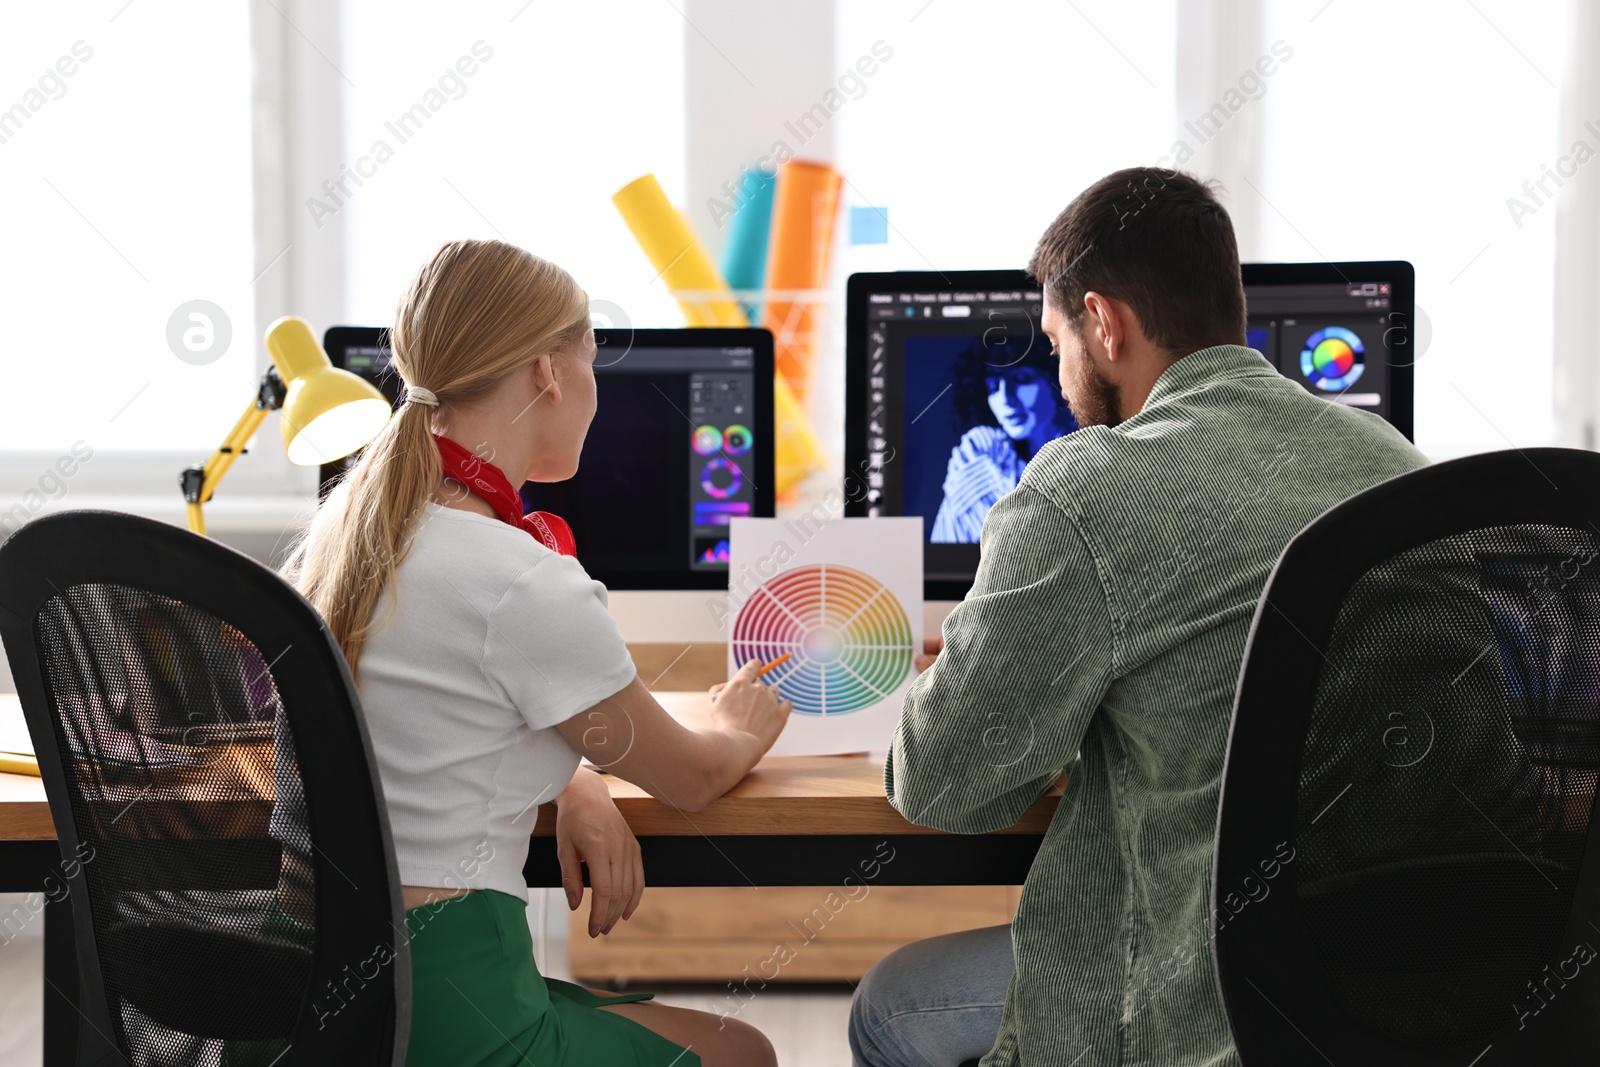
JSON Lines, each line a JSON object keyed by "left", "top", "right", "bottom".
{"left": 43, "top": 894, "right": 77, "bottom": 1067}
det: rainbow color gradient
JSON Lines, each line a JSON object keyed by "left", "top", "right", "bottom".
{"left": 692, "top": 425, "right": 722, "bottom": 455}
{"left": 701, "top": 457, "right": 743, "bottom": 499}
{"left": 731, "top": 563, "right": 914, "bottom": 715}
{"left": 723, "top": 424, "right": 752, "bottom": 455}
{"left": 1299, "top": 326, "right": 1366, "bottom": 391}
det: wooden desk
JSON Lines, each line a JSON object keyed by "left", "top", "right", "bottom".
{"left": 3, "top": 758, "right": 1051, "bottom": 884}
{"left": 0, "top": 692, "right": 1056, "bottom": 1058}
{"left": 519, "top": 693, "right": 1055, "bottom": 887}
{"left": 3, "top": 692, "right": 1056, "bottom": 876}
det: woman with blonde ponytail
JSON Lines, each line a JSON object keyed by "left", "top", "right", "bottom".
{"left": 286, "top": 239, "right": 789, "bottom": 1067}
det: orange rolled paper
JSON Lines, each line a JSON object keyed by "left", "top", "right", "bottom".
{"left": 761, "top": 160, "right": 842, "bottom": 406}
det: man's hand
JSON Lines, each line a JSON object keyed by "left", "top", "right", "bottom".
{"left": 915, "top": 634, "right": 944, "bottom": 673}
{"left": 553, "top": 767, "right": 643, "bottom": 937}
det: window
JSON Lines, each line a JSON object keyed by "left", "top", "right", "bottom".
{"left": 336, "top": 0, "right": 687, "bottom": 331}
{"left": 1255, "top": 0, "right": 1570, "bottom": 454}
{"left": 834, "top": 0, "right": 1178, "bottom": 274}
{"left": 0, "top": 2, "right": 256, "bottom": 456}
{"left": 0, "top": 0, "right": 1579, "bottom": 489}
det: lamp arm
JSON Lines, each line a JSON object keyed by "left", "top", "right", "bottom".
{"left": 180, "top": 367, "right": 288, "bottom": 535}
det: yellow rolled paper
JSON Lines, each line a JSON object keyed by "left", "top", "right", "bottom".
{"left": 773, "top": 374, "right": 825, "bottom": 499}
{"left": 613, "top": 174, "right": 747, "bottom": 328}
{"left": 613, "top": 173, "right": 825, "bottom": 496}
{"left": 0, "top": 751, "right": 39, "bottom": 776}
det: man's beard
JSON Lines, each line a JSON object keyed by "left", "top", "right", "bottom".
{"left": 1066, "top": 350, "right": 1122, "bottom": 428}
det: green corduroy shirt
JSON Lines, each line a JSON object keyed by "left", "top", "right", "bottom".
{"left": 885, "top": 344, "right": 1429, "bottom": 1067}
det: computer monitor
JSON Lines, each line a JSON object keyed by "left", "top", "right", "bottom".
{"left": 844, "top": 262, "right": 1416, "bottom": 600}
{"left": 321, "top": 326, "right": 776, "bottom": 590}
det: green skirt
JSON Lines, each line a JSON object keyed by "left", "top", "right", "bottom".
{"left": 403, "top": 889, "right": 700, "bottom": 1067}
{"left": 403, "top": 889, "right": 697, "bottom": 1062}
{"left": 228, "top": 890, "right": 698, "bottom": 1067}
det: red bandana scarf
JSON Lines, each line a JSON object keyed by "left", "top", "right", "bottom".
{"left": 433, "top": 433, "right": 576, "bottom": 557}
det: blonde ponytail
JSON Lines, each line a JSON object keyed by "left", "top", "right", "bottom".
{"left": 284, "top": 239, "right": 591, "bottom": 675}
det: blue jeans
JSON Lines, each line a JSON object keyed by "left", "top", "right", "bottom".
{"left": 849, "top": 924, "right": 1014, "bottom": 1067}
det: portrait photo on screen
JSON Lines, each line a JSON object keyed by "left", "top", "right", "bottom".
{"left": 901, "top": 334, "right": 1076, "bottom": 544}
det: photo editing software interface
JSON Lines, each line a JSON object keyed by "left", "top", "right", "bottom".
{"left": 852, "top": 274, "right": 1406, "bottom": 593}
{"left": 517, "top": 343, "right": 761, "bottom": 576}
{"left": 324, "top": 332, "right": 765, "bottom": 584}
{"left": 1245, "top": 280, "right": 1396, "bottom": 423}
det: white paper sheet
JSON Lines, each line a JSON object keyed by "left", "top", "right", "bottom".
{"left": 726, "top": 517, "right": 923, "bottom": 757}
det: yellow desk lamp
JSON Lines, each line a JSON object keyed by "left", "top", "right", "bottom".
{"left": 180, "top": 316, "right": 392, "bottom": 535}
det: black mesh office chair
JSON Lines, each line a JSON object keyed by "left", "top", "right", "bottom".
{"left": 1214, "top": 448, "right": 1600, "bottom": 1065}
{"left": 0, "top": 510, "right": 408, "bottom": 1065}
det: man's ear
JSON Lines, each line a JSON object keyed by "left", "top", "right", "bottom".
{"left": 1083, "top": 292, "right": 1126, "bottom": 363}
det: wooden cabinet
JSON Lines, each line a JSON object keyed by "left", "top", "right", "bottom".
{"left": 570, "top": 885, "right": 1022, "bottom": 984}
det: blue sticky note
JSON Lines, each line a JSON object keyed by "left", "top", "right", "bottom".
{"left": 850, "top": 204, "right": 889, "bottom": 245}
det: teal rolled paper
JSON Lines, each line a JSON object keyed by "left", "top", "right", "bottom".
{"left": 720, "top": 167, "right": 776, "bottom": 322}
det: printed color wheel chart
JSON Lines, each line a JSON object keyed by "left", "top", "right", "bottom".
{"left": 1299, "top": 326, "right": 1365, "bottom": 391}
{"left": 732, "top": 563, "right": 915, "bottom": 715}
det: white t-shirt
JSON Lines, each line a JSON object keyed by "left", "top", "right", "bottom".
{"left": 314, "top": 494, "right": 638, "bottom": 901}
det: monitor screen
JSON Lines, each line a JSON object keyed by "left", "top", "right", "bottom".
{"left": 322, "top": 326, "right": 776, "bottom": 590}
{"left": 844, "top": 262, "right": 1416, "bottom": 600}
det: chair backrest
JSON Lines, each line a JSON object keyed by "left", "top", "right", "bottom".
{"left": 0, "top": 510, "right": 408, "bottom": 1065}
{"left": 1213, "top": 448, "right": 1600, "bottom": 1066}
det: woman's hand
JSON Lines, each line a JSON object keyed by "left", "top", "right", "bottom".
{"left": 553, "top": 767, "right": 643, "bottom": 937}
{"left": 915, "top": 634, "right": 944, "bottom": 673}
{"left": 708, "top": 659, "right": 793, "bottom": 755}
{"left": 555, "top": 675, "right": 792, "bottom": 814}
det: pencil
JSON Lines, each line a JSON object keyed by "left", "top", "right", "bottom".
{"left": 756, "top": 652, "right": 791, "bottom": 677}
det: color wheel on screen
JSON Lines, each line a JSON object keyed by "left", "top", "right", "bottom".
{"left": 731, "top": 564, "right": 915, "bottom": 716}
{"left": 692, "top": 425, "right": 722, "bottom": 455}
{"left": 1299, "top": 326, "right": 1365, "bottom": 391}
{"left": 701, "top": 457, "right": 742, "bottom": 499}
